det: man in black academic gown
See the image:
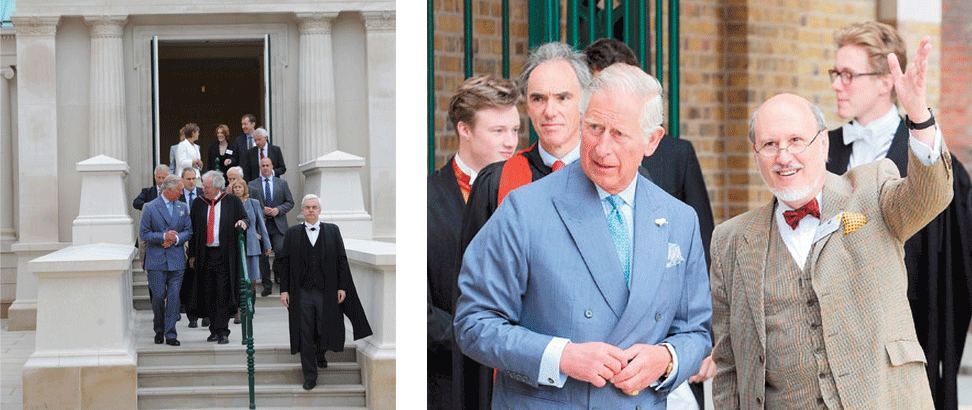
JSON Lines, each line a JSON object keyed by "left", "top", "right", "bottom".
{"left": 828, "top": 21, "right": 972, "bottom": 410}
{"left": 279, "top": 194, "right": 372, "bottom": 391}
{"left": 186, "top": 170, "right": 248, "bottom": 344}
{"left": 428, "top": 74, "right": 520, "bottom": 410}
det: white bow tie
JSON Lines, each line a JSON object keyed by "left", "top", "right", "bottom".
{"left": 842, "top": 121, "right": 872, "bottom": 145}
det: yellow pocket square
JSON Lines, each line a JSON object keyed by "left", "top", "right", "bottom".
{"left": 841, "top": 212, "right": 867, "bottom": 235}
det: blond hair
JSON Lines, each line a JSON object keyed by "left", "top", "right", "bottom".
{"left": 447, "top": 74, "right": 519, "bottom": 130}
{"left": 834, "top": 21, "right": 906, "bottom": 98}
{"left": 228, "top": 179, "right": 249, "bottom": 200}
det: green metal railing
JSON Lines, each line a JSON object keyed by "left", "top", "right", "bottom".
{"left": 236, "top": 227, "right": 256, "bottom": 409}
{"left": 428, "top": 0, "right": 680, "bottom": 174}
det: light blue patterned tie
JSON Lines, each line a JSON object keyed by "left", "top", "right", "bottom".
{"left": 167, "top": 201, "right": 174, "bottom": 218}
{"left": 606, "top": 195, "right": 631, "bottom": 286}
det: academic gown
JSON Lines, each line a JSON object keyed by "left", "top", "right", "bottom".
{"left": 277, "top": 222, "right": 372, "bottom": 356}
{"left": 185, "top": 193, "right": 247, "bottom": 321}
{"left": 640, "top": 134, "right": 715, "bottom": 408}
{"left": 428, "top": 157, "right": 489, "bottom": 410}
{"left": 829, "top": 121, "right": 972, "bottom": 410}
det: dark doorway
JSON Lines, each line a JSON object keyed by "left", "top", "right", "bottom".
{"left": 158, "top": 41, "right": 265, "bottom": 172}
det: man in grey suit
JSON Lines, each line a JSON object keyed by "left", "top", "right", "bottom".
{"left": 454, "top": 64, "right": 712, "bottom": 409}
{"left": 248, "top": 157, "right": 295, "bottom": 296}
{"left": 139, "top": 174, "right": 193, "bottom": 346}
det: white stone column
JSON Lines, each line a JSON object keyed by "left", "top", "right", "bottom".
{"left": 1, "top": 66, "right": 15, "bottom": 244}
{"left": 8, "top": 15, "right": 64, "bottom": 331}
{"left": 363, "top": 11, "right": 396, "bottom": 242}
{"left": 84, "top": 16, "right": 129, "bottom": 161}
{"left": 296, "top": 12, "right": 339, "bottom": 164}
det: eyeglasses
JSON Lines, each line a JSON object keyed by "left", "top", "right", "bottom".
{"left": 754, "top": 129, "right": 825, "bottom": 157}
{"left": 827, "top": 68, "right": 885, "bottom": 85}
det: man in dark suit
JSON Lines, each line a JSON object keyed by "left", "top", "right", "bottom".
{"left": 186, "top": 171, "right": 248, "bottom": 344}
{"left": 139, "top": 174, "right": 192, "bottom": 346}
{"left": 240, "top": 128, "right": 286, "bottom": 182}
{"left": 177, "top": 167, "right": 207, "bottom": 328}
{"left": 428, "top": 74, "right": 520, "bottom": 410}
{"left": 233, "top": 114, "right": 257, "bottom": 158}
{"left": 278, "top": 194, "right": 372, "bottom": 391}
{"left": 826, "top": 22, "right": 972, "bottom": 410}
{"left": 133, "top": 164, "right": 170, "bottom": 211}
{"left": 248, "top": 157, "right": 295, "bottom": 296}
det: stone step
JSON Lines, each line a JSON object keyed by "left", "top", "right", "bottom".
{"left": 138, "top": 362, "right": 362, "bottom": 387}
{"left": 134, "top": 283, "right": 284, "bottom": 310}
{"left": 136, "top": 383, "right": 366, "bottom": 409}
{"left": 137, "top": 344, "right": 356, "bottom": 367}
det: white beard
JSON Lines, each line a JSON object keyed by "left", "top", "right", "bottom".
{"left": 763, "top": 169, "right": 825, "bottom": 203}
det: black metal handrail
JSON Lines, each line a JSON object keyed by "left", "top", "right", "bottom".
{"left": 237, "top": 227, "right": 256, "bottom": 409}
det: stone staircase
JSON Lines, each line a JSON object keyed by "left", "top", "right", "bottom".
{"left": 131, "top": 258, "right": 368, "bottom": 409}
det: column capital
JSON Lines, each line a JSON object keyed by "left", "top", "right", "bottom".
{"left": 10, "top": 16, "right": 61, "bottom": 36}
{"left": 295, "top": 12, "right": 338, "bottom": 35}
{"left": 362, "top": 11, "right": 396, "bottom": 32}
{"left": 83, "top": 15, "right": 129, "bottom": 38}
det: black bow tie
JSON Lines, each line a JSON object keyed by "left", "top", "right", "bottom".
{"left": 309, "top": 227, "right": 316, "bottom": 231}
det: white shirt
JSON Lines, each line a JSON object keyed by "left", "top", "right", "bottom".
{"left": 537, "top": 176, "right": 678, "bottom": 391}
{"left": 206, "top": 194, "right": 223, "bottom": 247}
{"left": 305, "top": 222, "right": 320, "bottom": 246}
{"left": 453, "top": 153, "right": 478, "bottom": 185}
{"left": 842, "top": 106, "right": 901, "bottom": 170}
{"left": 538, "top": 143, "right": 580, "bottom": 168}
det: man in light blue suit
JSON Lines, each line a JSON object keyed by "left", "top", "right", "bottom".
{"left": 454, "top": 63, "right": 712, "bottom": 409}
{"left": 140, "top": 174, "right": 193, "bottom": 346}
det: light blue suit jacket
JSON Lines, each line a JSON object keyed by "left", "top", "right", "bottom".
{"left": 139, "top": 196, "right": 192, "bottom": 272}
{"left": 454, "top": 162, "right": 712, "bottom": 409}
{"left": 241, "top": 197, "right": 272, "bottom": 256}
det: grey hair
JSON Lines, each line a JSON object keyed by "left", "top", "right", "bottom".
{"left": 748, "top": 100, "right": 828, "bottom": 143}
{"left": 227, "top": 166, "right": 244, "bottom": 177}
{"left": 516, "top": 42, "right": 592, "bottom": 98}
{"left": 579, "top": 63, "right": 664, "bottom": 142}
{"left": 253, "top": 127, "right": 269, "bottom": 139}
{"left": 301, "top": 194, "right": 322, "bottom": 208}
{"left": 202, "top": 170, "right": 226, "bottom": 190}
{"left": 161, "top": 174, "right": 181, "bottom": 191}
{"left": 154, "top": 164, "right": 171, "bottom": 175}
{"left": 180, "top": 167, "right": 197, "bottom": 178}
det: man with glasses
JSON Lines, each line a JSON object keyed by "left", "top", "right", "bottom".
{"left": 826, "top": 21, "right": 972, "bottom": 410}
{"left": 711, "top": 35, "right": 953, "bottom": 408}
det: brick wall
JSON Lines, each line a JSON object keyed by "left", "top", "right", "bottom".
{"left": 431, "top": 1, "right": 958, "bottom": 221}
{"left": 941, "top": 0, "right": 972, "bottom": 166}
{"left": 431, "top": 0, "right": 530, "bottom": 170}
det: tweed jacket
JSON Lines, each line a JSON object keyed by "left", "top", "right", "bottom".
{"left": 710, "top": 144, "right": 954, "bottom": 410}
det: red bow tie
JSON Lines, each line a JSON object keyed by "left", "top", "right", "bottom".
{"left": 783, "top": 198, "right": 820, "bottom": 229}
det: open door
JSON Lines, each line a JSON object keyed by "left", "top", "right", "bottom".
{"left": 152, "top": 35, "right": 161, "bottom": 166}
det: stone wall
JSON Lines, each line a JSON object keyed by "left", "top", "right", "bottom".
{"left": 941, "top": 0, "right": 972, "bottom": 165}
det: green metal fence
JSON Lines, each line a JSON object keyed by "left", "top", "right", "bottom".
{"left": 428, "top": 0, "right": 681, "bottom": 174}
{"left": 236, "top": 227, "right": 256, "bottom": 409}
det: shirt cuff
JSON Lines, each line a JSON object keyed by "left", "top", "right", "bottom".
{"left": 908, "top": 125, "right": 943, "bottom": 166}
{"left": 538, "top": 337, "right": 570, "bottom": 387}
{"left": 650, "top": 342, "right": 679, "bottom": 390}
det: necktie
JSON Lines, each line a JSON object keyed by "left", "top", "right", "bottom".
{"left": 187, "top": 192, "right": 194, "bottom": 214}
{"left": 552, "top": 160, "right": 565, "bottom": 172}
{"left": 167, "top": 201, "right": 174, "bottom": 218}
{"left": 265, "top": 178, "right": 272, "bottom": 205}
{"left": 310, "top": 227, "right": 316, "bottom": 231}
{"left": 206, "top": 193, "right": 223, "bottom": 246}
{"left": 452, "top": 160, "right": 471, "bottom": 202}
{"left": 188, "top": 192, "right": 194, "bottom": 204}
{"left": 260, "top": 148, "right": 265, "bottom": 160}
{"left": 248, "top": 135, "right": 254, "bottom": 150}
{"left": 606, "top": 195, "right": 631, "bottom": 286}
{"left": 783, "top": 198, "right": 821, "bottom": 229}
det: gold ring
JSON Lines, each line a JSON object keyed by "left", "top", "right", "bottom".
{"left": 629, "top": 390, "right": 640, "bottom": 396}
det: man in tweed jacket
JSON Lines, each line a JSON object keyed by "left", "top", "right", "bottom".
{"left": 711, "top": 37, "right": 951, "bottom": 409}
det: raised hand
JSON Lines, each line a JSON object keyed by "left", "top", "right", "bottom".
{"left": 609, "top": 343, "right": 672, "bottom": 395}
{"left": 559, "top": 342, "right": 627, "bottom": 387}
{"left": 888, "top": 37, "right": 932, "bottom": 124}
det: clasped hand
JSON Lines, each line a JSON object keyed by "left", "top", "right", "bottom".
{"left": 162, "top": 230, "right": 178, "bottom": 248}
{"left": 559, "top": 342, "right": 671, "bottom": 395}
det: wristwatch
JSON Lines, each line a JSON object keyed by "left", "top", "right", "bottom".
{"left": 662, "top": 359, "right": 673, "bottom": 379}
{"left": 905, "top": 108, "right": 936, "bottom": 130}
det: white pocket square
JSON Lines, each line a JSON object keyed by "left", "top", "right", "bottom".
{"left": 666, "top": 243, "right": 685, "bottom": 268}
